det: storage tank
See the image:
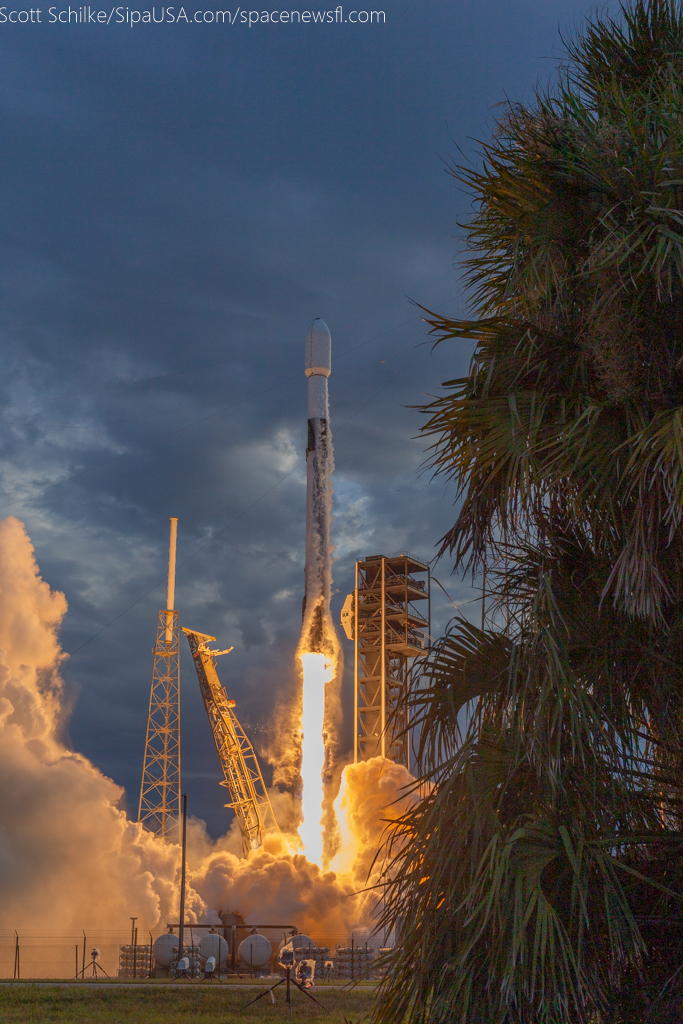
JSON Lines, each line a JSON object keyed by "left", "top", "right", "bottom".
{"left": 278, "top": 933, "right": 315, "bottom": 954}
{"left": 200, "top": 933, "right": 229, "bottom": 969}
{"left": 239, "top": 933, "right": 272, "bottom": 968}
{"left": 153, "top": 933, "right": 179, "bottom": 968}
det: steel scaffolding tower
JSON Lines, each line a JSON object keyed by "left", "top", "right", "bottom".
{"left": 183, "top": 627, "right": 280, "bottom": 857}
{"left": 138, "top": 518, "right": 181, "bottom": 841}
{"left": 343, "top": 553, "right": 430, "bottom": 769}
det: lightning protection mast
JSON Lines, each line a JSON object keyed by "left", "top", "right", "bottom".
{"left": 183, "top": 628, "right": 280, "bottom": 857}
{"left": 138, "top": 517, "right": 182, "bottom": 841}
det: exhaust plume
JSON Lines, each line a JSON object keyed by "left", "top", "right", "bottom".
{"left": 0, "top": 517, "right": 199, "bottom": 930}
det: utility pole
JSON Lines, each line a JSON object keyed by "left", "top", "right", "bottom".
{"left": 178, "top": 793, "right": 188, "bottom": 961}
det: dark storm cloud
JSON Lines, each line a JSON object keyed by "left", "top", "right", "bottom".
{"left": 0, "top": 0, "right": 592, "bottom": 833}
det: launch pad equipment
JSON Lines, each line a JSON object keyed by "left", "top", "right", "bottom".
{"left": 138, "top": 517, "right": 181, "bottom": 840}
{"left": 345, "top": 553, "right": 430, "bottom": 768}
{"left": 239, "top": 942, "right": 327, "bottom": 1014}
{"left": 182, "top": 628, "right": 280, "bottom": 857}
{"left": 76, "top": 946, "right": 109, "bottom": 980}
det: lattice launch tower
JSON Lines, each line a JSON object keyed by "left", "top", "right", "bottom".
{"left": 138, "top": 517, "right": 181, "bottom": 840}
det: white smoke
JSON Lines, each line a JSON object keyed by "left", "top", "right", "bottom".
{"left": 0, "top": 517, "right": 198, "bottom": 930}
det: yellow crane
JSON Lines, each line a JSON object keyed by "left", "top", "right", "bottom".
{"left": 182, "top": 628, "right": 280, "bottom": 857}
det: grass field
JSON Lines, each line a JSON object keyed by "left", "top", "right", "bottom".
{"left": 0, "top": 983, "right": 376, "bottom": 1023}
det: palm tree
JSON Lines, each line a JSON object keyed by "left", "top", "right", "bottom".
{"left": 375, "top": 3, "right": 683, "bottom": 1022}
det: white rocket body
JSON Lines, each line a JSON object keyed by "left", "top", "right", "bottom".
{"left": 303, "top": 319, "right": 333, "bottom": 653}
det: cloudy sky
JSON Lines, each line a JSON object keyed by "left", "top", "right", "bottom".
{"left": 1, "top": 0, "right": 592, "bottom": 834}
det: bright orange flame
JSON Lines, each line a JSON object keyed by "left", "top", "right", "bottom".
{"left": 298, "top": 652, "right": 331, "bottom": 865}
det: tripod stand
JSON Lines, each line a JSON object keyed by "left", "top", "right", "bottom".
{"left": 239, "top": 966, "right": 326, "bottom": 1013}
{"left": 74, "top": 950, "right": 110, "bottom": 980}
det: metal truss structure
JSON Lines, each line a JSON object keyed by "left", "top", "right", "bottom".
{"left": 182, "top": 628, "right": 280, "bottom": 857}
{"left": 350, "top": 553, "right": 430, "bottom": 768}
{"left": 138, "top": 607, "right": 181, "bottom": 840}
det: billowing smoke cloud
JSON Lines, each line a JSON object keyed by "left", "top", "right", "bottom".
{"left": 0, "top": 517, "right": 200, "bottom": 930}
{"left": 331, "top": 757, "right": 416, "bottom": 889}
{"left": 191, "top": 758, "right": 415, "bottom": 941}
{"left": 0, "top": 516, "right": 413, "bottom": 942}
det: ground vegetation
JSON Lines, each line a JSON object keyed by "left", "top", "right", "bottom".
{"left": 0, "top": 982, "right": 373, "bottom": 1023}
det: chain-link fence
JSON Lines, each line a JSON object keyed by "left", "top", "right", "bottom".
{"left": 0, "top": 929, "right": 388, "bottom": 981}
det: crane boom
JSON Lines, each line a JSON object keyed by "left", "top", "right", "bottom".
{"left": 182, "top": 627, "right": 280, "bottom": 857}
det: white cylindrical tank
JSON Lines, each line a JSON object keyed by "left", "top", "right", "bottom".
{"left": 153, "top": 933, "right": 179, "bottom": 967}
{"left": 239, "top": 933, "right": 272, "bottom": 968}
{"left": 200, "top": 933, "right": 229, "bottom": 968}
{"left": 278, "top": 933, "right": 315, "bottom": 953}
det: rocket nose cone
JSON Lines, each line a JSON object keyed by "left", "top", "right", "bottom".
{"left": 305, "top": 318, "right": 331, "bottom": 378}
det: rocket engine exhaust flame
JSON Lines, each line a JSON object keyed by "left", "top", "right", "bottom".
{"left": 299, "top": 319, "right": 340, "bottom": 865}
{"left": 298, "top": 652, "right": 329, "bottom": 865}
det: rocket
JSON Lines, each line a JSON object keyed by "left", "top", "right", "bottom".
{"left": 302, "top": 318, "right": 333, "bottom": 653}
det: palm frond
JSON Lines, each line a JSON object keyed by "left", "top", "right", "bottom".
{"left": 376, "top": 4, "right": 683, "bottom": 1021}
